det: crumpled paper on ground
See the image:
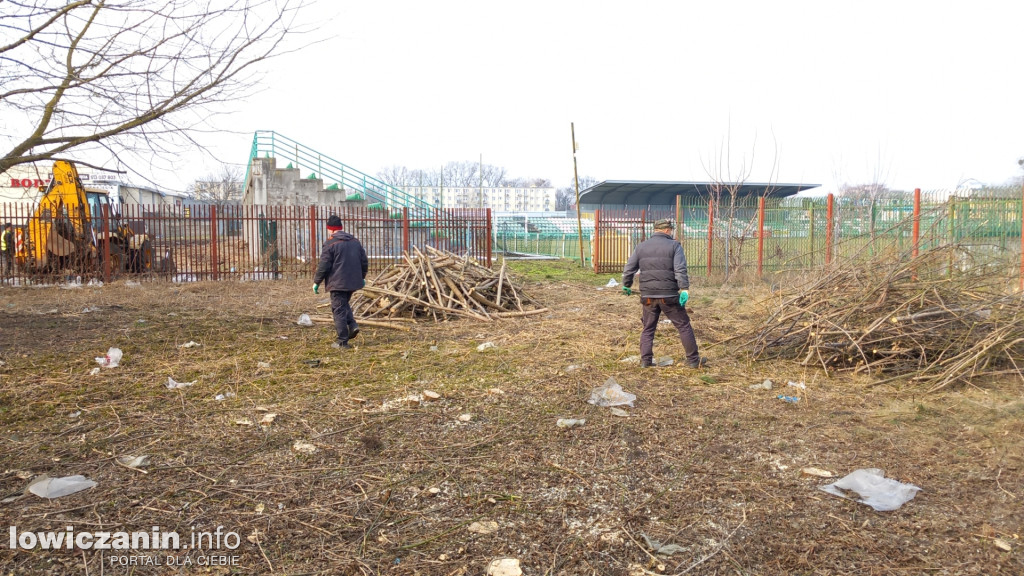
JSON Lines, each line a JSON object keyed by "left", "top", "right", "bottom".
{"left": 820, "top": 468, "right": 921, "bottom": 511}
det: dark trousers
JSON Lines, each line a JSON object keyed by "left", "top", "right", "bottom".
{"left": 330, "top": 290, "right": 357, "bottom": 343}
{"left": 640, "top": 297, "right": 699, "bottom": 364}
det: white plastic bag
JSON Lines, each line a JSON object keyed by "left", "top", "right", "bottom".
{"left": 588, "top": 377, "right": 636, "bottom": 407}
{"left": 165, "top": 377, "right": 196, "bottom": 390}
{"left": 297, "top": 314, "right": 313, "bottom": 326}
{"left": 28, "top": 475, "right": 97, "bottom": 499}
{"left": 605, "top": 278, "right": 619, "bottom": 287}
{"left": 820, "top": 468, "right": 921, "bottom": 511}
{"left": 94, "top": 347, "right": 122, "bottom": 368}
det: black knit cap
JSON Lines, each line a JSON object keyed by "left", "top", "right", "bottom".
{"left": 326, "top": 215, "right": 343, "bottom": 228}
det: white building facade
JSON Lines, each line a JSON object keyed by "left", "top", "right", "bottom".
{"left": 402, "top": 185, "right": 556, "bottom": 212}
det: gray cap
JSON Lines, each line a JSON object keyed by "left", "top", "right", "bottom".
{"left": 653, "top": 218, "right": 674, "bottom": 230}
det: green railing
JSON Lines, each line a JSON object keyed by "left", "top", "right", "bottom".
{"left": 245, "top": 131, "right": 435, "bottom": 216}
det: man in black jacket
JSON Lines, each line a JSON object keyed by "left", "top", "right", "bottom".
{"left": 313, "top": 215, "right": 368, "bottom": 349}
{"left": 621, "top": 218, "right": 708, "bottom": 369}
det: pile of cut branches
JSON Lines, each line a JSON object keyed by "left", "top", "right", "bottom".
{"left": 741, "top": 247, "right": 1024, "bottom": 390}
{"left": 352, "top": 246, "right": 547, "bottom": 322}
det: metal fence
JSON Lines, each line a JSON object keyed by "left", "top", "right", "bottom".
{"left": 0, "top": 203, "right": 491, "bottom": 284}
{"left": 592, "top": 188, "right": 1024, "bottom": 286}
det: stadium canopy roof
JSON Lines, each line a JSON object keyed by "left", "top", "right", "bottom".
{"left": 578, "top": 180, "right": 820, "bottom": 206}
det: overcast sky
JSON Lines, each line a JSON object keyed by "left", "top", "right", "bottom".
{"left": 178, "top": 0, "right": 1024, "bottom": 195}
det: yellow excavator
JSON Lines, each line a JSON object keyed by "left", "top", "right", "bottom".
{"left": 15, "top": 160, "right": 153, "bottom": 276}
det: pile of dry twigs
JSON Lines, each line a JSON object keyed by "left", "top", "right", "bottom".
{"left": 741, "top": 247, "right": 1024, "bottom": 390}
{"left": 350, "top": 246, "right": 547, "bottom": 323}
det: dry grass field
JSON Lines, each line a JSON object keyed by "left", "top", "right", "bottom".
{"left": 0, "top": 260, "right": 1021, "bottom": 575}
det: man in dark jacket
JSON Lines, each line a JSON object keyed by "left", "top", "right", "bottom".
{"left": 313, "top": 215, "right": 368, "bottom": 349}
{"left": 622, "top": 218, "right": 708, "bottom": 369}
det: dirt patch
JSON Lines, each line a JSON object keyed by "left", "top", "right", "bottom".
{"left": 0, "top": 269, "right": 1021, "bottom": 575}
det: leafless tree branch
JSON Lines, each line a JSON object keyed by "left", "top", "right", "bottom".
{"left": 0, "top": 0, "right": 316, "bottom": 175}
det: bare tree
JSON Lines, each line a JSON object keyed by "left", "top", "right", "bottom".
{"left": 556, "top": 175, "right": 597, "bottom": 211}
{"left": 191, "top": 165, "right": 245, "bottom": 206}
{"left": 376, "top": 165, "right": 413, "bottom": 188}
{"left": 833, "top": 147, "right": 893, "bottom": 244}
{"left": 701, "top": 124, "right": 780, "bottom": 282}
{"left": 0, "top": 0, "right": 314, "bottom": 176}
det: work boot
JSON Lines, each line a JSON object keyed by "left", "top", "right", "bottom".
{"left": 640, "top": 358, "right": 654, "bottom": 368}
{"left": 348, "top": 325, "right": 360, "bottom": 340}
{"left": 332, "top": 340, "right": 351, "bottom": 350}
{"left": 686, "top": 356, "right": 709, "bottom": 369}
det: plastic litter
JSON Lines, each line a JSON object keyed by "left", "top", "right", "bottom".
{"left": 297, "top": 314, "right": 313, "bottom": 326}
{"left": 787, "top": 380, "right": 807, "bottom": 389}
{"left": 588, "top": 377, "right": 636, "bottom": 408}
{"left": 94, "top": 347, "right": 123, "bottom": 368}
{"left": 605, "top": 278, "right": 619, "bottom": 287}
{"left": 556, "top": 418, "right": 586, "bottom": 429}
{"left": 89, "top": 367, "right": 101, "bottom": 376}
{"left": 820, "top": 468, "right": 921, "bottom": 511}
{"left": 28, "top": 475, "right": 97, "bottom": 499}
{"left": 179, "top": 341, "right": 201, "bottom": 348}
{"left": 641, "top": 533, "right": 686, "bottom": 556}
{"left": 166, "top": 377, "right": 195, "bottom": 390}
{"left": 116, "top": 455, "right": 151, "bottom": 469}
{"left": 215, "top": 392, "right": 236, "bottom": 401}
{"left": 750, "top": 379, "right": 773, "bottom": 390}
{"left": 609, "top": 407, "right": 629, "bottom": 417}
{"left": 777, "top": 395, "right": 800, "bottom": 403}
{"left": 655, "top": 356, "right": 674, "bottom": 367}
{"left": 476, "top": 342, "right": 495, "bottom": 351}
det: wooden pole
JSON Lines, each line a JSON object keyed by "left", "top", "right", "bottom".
{"left": 571, "top": 123, "right": 586, "bottom": 266}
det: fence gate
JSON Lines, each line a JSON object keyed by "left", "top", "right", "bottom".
{"left": 593, "top": 209, "right": 647, "bottom": 274}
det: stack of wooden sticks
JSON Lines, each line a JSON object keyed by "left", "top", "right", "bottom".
{"left": 350, "top": 246, "right": 548, "bottom": 323}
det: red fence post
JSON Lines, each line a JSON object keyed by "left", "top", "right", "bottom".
{"left": 757, "top": 195, "right": 765, "bottom": 278}
{"left": 485, "top": 208, "right": 492, "bottom": 267}
{"left": 209, "top": 205, "right": 219, "bottom": 281}
{"left": 706, "top": 198, "right": 714, "bottom": 277}
{"left": 402, "top": 207, "right": 410, "bottom": 256}
{"left": 593, "top": 210, "right": 601, "bottom": 273}
{"left": 825, "top": 193, "right": 834, "bottom": 267}
{"left": 309, "top": 205, "right": 317, "bottom": 277}
{"left": 912, "top": 188, "right": 921, "bottom": 260}
{"left": 1020, "top": 183, "right": 1024, "bottom": 291}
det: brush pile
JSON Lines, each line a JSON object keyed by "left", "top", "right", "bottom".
{"left": 743, "top": 247, "right": 1024, "bottom": 390}
{"left": 352, "top": 246, "right": 547, "bottom": 322}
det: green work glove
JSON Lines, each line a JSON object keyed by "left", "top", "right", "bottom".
{"left": 362, "top": 278, "right": 366, "bottom": 288}
{"left": 622, "top": 286, "right": 632, "bottom": 296}
{"left": 678, "top": 290, "right": 689, "bottom": 307}
{"left": 313, "top": 283, "right": 319, "bottom": 295}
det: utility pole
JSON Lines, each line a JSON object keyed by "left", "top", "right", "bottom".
{"left": 571, "top": 123, "right": 586, "bottom": 266}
